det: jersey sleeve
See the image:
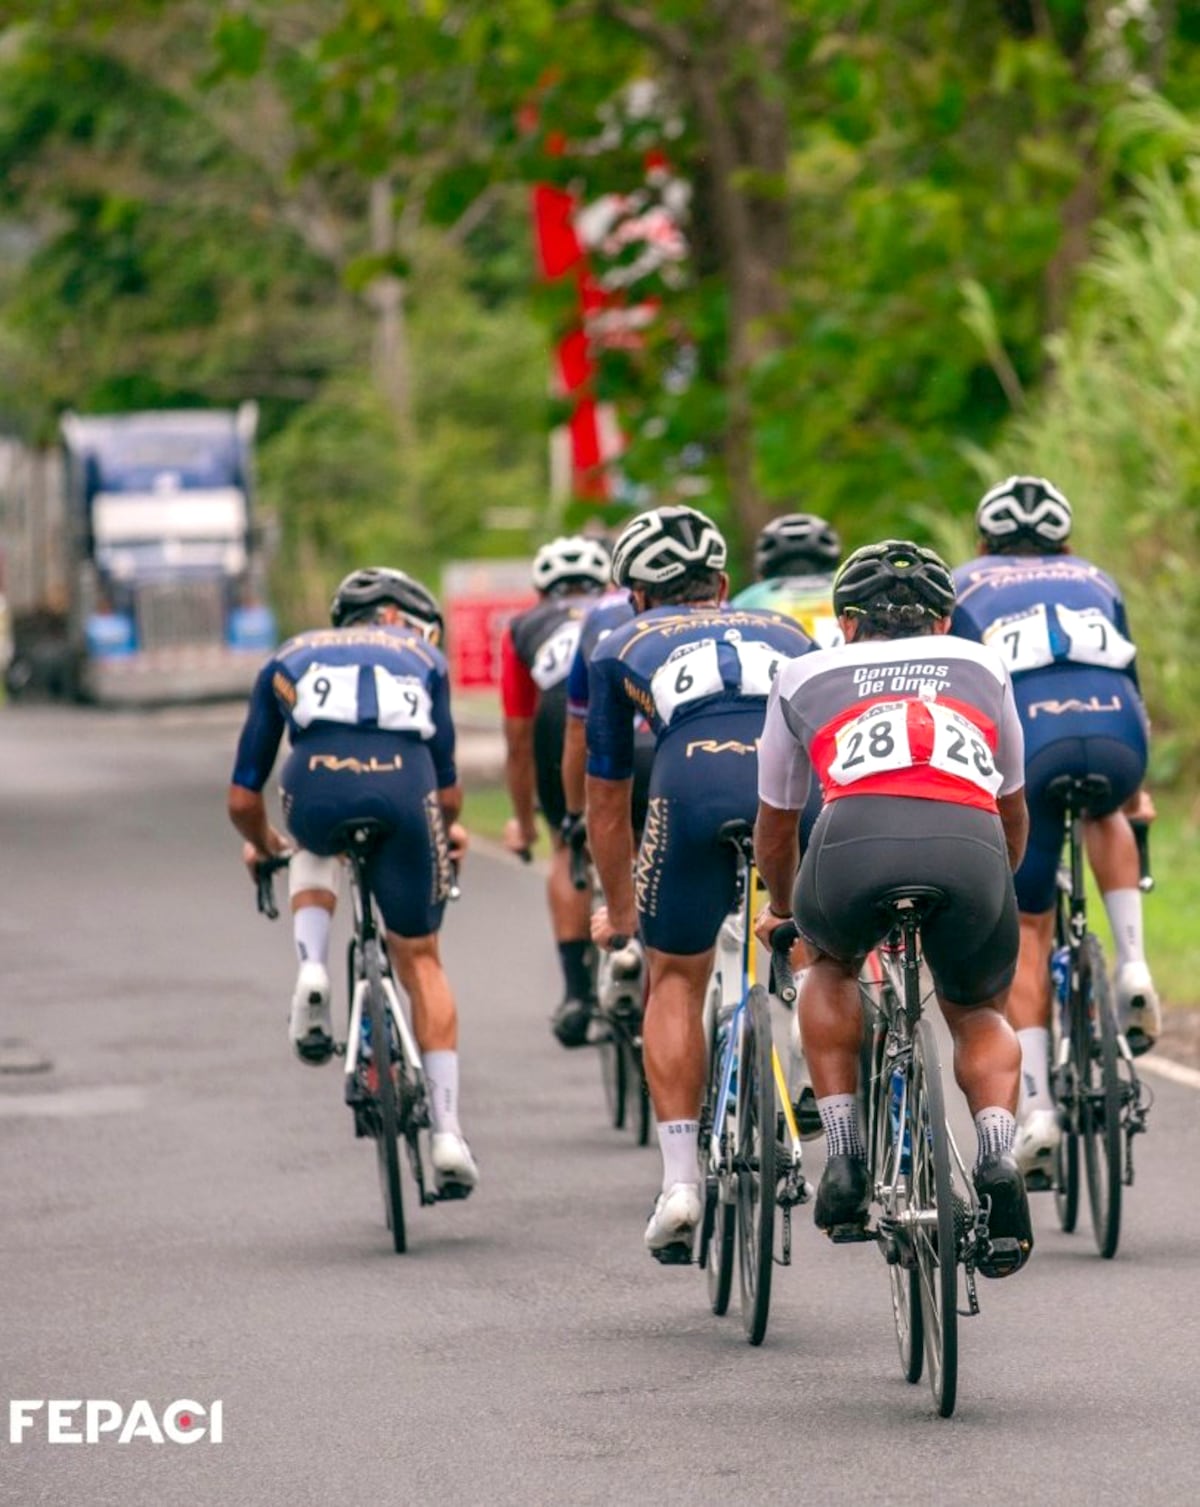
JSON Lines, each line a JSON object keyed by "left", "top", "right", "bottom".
{"left": 566, "top": 634, "right": 591, "bottom": 720}
{"left": 993, "top": 668, "right": 1026, "bottom": 797}
{"left": 757, "top": 675, "right": 813, "bottom": 810}
{"left": 428, "top": 664, "right": 458, "bottom": 789}
{"left": 231, "top": 660, "right": 287, "bottom": 791}
{"left": 500, "top": 626, "right": 538, "bottom": 718}
{"left": 585, "top": 649, "right": 636, "bottom": 781}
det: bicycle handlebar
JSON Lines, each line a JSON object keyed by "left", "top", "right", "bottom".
{"left": 569, "top": 842, "right": 590, "bottom": 891}
{"left": 254, "top": 854, "right": 292, "bottom": 920}
{"left": 1131, "top": 819, "right": 1154, "bottom": 893}
{"left": 769, "top": 920, "right": 801, "bottom": 1004}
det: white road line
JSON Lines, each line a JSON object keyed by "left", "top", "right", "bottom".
{"left": 1139, "top": 1055, "right": 1200, "bottom": 1092}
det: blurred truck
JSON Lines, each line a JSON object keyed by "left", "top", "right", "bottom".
{"left": 0, "top": 405, "right": 276, "bottom": 702}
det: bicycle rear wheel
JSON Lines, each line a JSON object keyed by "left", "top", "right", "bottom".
{"left": 1080, "top": 933, "right": 1122, "bottom": 1259}
{"left": 599, "top": 1022, "right": 627, "bottom": 1130}
{"left": 909, "top": 1017, "right": 958, "bottom": 1417}
{"left": 365, "top": 941, "right": 405, "bottom": 1254}
{"left": 1053, "top": 1127, "right": 1080, "bottom": 1233}
{"left": 701, "top": 1013, "right": 735, "bottom": 1316}
{"left": 624, "top": 1031, "right": 652, "bottom": 1147}
{"left": 736, "top": 986, "right": 776, "bottom": 1345}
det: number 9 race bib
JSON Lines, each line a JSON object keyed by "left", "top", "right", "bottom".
{"left": 292, "top": 663, "right": 360, "bottom": 727}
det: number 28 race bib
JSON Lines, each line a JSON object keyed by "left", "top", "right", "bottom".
{"left": 826, "top": 698, "right": 1001, "bottom": 797}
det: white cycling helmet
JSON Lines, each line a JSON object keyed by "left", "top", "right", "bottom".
{"left": 531, "top": 535, "right": 611, "bottom": 594}
{"left": 975, "top": 476, "right": 1073, "bottom": 553}
{"left": 611, "top": 505, "right": 727, "bottom": 588}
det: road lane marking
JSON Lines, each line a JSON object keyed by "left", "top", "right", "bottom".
{"left": 1139, "top": 1056, "right": 1200, "bottom": 1092}
{"left": 0, "top": 1085, "right": 146, "bottom": 1118}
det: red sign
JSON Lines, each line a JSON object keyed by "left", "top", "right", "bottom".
{"left": 446, "top": 593, "right": 534, "bottom": 690}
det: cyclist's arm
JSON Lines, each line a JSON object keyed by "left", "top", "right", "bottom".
{"left": 998, "top": 790, "right": 1028, "bottom": 872}
{"left": 586, "top": 774, "right": 636, "bottom": 933}
{"left": 562, "top": 715, "right": 587, "bottom": 816}
{"left": 500, "top": 628, "right": 539, "bottom": 842}
{"left": 993, "top": 664, "right": 1029, "bottom": 871}
{"left": 228, "top": 662, "right": 290, "bottom": 860}
{"left": 754, "top": 799, "right": 800, "bottom": 920}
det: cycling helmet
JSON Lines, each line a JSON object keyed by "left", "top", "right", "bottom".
{"left": 531, "top": 535, "right": 611, "bottom": 594}
{"left": 330, "top": 566, "right": 444, "bottom": 641}
{"left": 975, "top": 475, "right": 1072, "bottom": 553}
{"left": 754, "top": 512, "right": 841, "bottom": 578}
{"left": 611, "top": 505, "right": 727, "bottom": 588}
{"left": 832, "top": 540, "right": 956, "bottom": 628}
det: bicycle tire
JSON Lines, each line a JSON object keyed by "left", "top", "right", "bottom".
{"left": 1081, "top": 933, "right": 1122, "bottom": 1259}
{"left": 910, "top": 1017, "right": 958, "bottom": 1417}
{"left": 736, "top": 986, "right": 776, "bottom": 1345}
{"left": 599, "top": 1024, "right": 627, "bottom": 1130}
{"left": 1053, "top": 1126, "right": 1080, "bottom": 1233}
{"left": 365, "top": 941, "right": 406, "bottom": 1254}
{"left": 704, "top": 1012, "right": 735, "bottom": 1316}
{"left": 624, "top": 1034, "right": 652, "bottom": 1148}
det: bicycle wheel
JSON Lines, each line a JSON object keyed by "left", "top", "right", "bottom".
{"left": 624, "top": 1032, "right": 652, "bottom": 1148}
{"left": 364, "top": 940, "right": 405, "bottom": 1254}
{"left": 599, "top": 1020, "right": 627, "bottom": 1130}
{"left": 703, "top": 1015, "right": 735, "bottom": 1316}
{"left": 909, "top": 1017, "right": 958, "bottom": 1417}
{"left": 1053, "top": 1125, "right": 1080, "bottom": 1233}
{"left": 736, "top": 986, "right": 776, "bottom": 1345}
{"left": 1080, "top": 933, "right": 1122, "bottom": 1259}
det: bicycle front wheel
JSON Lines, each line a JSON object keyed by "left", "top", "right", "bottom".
{"left": 909, "top": 1017, "right": 958, "bottom": 1417}
{"left": 736, "top": 986, "right": 776, "bottom": 1345}
{"left": 365, "top": 941, "right": 405, "bottom": 1254}
{"left": 1081, "top": 934, "right": 1122, "bottom": 1259}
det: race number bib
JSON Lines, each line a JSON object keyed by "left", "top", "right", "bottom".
{"left": 827, "top": 701, "right": 913, "bottom": 787}
{"left": 293, "top": 663, "right": 360, "bottom": 728}
{"left": 1057, "top": 605, "right": 1136, "bottom": 670}
{"left": 375, "top": 670, "right": 435, "bottom": 737}
{"left": 650, "top": 639, "right": 723, "bottom": 723}
{"left": 531, "top": 622, "right": 582, "bottom": 690}
{"left": 927, "top": 704, "right": 1002, "bottom": 796}
{"left": 733, "top": 639, "right": 785, "bottom": 697}
{"left": 982, "top": 604, "right": 1054, "bottom": 674}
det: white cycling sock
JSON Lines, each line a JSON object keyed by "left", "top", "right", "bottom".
{"left": 423, "top": 1051, "right": 462, "bottom": 1137}
{"left": 293, "top": 906, "right": 331, "bottom": 968}
{"left": 974, "top": 1106, "right": 1017, "bottom": 1164}
{"left": 1103, "top": 888, "right": 1144, "bottom": 970}
{"left": 657, "top": 1120, "right": 699, "bottom": 1193}
{"left": 1016, "top": 1027, "right": 1052, "bottom": 1112}
{"left": 817, "top": 1094, "right": 864, "bottom": 1159}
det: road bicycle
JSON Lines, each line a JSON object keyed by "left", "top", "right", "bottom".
{"left": 855, "top": 888, "right": 1013, "bottom": 1418}
{"left": 696, "top": 820, "right": 809, "bottom": 1346}
{"left": 256, "top": 821, "right": 463, "bottom": 1254}
{"left": 570, "top": 843, "right": 652, "bottom": 1147}
{"left": 1046, "top": 775, "right": 1152, "bottom": 1259}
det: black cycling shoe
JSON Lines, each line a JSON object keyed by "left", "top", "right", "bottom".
{"left": 814, "top": 1154, "right": 870, "bottom": 1239}
{"left": 974, "top": 1152, "right": 1034, "bottom": 1279}
{"left": 551, "top": 997, "right": 595, "bottom": 1049}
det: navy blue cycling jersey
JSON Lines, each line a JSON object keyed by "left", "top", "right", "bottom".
{"left": 587, "top": 605, "right": 814, "bottom": 782}
{"left": 566, "top": 591, "right": 636, "bottom": 718}
{"left": 231, "top": 624, "right": 456, "bottom": 793}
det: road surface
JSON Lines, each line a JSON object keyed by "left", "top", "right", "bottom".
{"left": 0, "top": 706, "right": 1196, "bottom": 1506}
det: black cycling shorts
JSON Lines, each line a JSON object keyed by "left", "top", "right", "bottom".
{"left": 281, "top": 727, "right": 451, "bottom": 938}
{"left": 534, "top": 683, "right": 569, "bottom": 832}
{"left": 794, "top": 795, "right": 1018, "bottom": 1007}
{"left": 635, "top": 705, "right": 763, "bottom": 956}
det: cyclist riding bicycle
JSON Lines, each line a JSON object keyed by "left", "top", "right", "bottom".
{"left": 754, "top": 540, "right": 1034, "bottom": 1279}
{"left": 585, "top": 504, "right": 814, "bottom": 1259}
{"left": 500, "top": 535, "right": 611, "bottom": 1046}
{"left": 951, "top": 476, "right": 1158, "bottom": 1180}
{"left": 732, "top": 510, "right": 844, "bottom": 650}
{"left": 227, "top": 565, "right": 478, "bottom": 1196}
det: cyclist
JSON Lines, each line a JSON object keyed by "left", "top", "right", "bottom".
{"left": 227, "top": 566, "right": 478, "bottom": 1196}
{"left": 585, "top": 505, "right": 814, "bottom": 1260}
{"left": 754, "top": 540, "right": 1034, "bottom": 1279}
{"left": 500, "top": 535, "right": 611, "bottom": 1045}
{"left": 732, "top": 510, "right": 844, "bottom": 649}
{"left": 952, "top": 476, "right": 1158, "bottom": 1179}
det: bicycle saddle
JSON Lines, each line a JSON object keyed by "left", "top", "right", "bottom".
{"left": 327, "top": 816, "right": 391, "bottom": 855}
{"left": 874, "top": 885, "right": 946, "bottom": 924}
{"left": 1044, "top": 773, "right": 1112, "bottom": 815}
{"left": 717, "top": 817, "right": 755, "bottom": 857}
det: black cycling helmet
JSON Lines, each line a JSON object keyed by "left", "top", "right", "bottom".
{"left": 975, "top": 475, "right": 1072, "bottom": 554}
{"left": 832, "top": 540, "right": 956, "bottom": 633}
{"left": 754, "top": 512, "right": 841, "bottom": 578}
{"left": 611, "top": 505, "right": 727, "bottom": 588}
{"left": 330, "top": 566, "right": 444, "bottom": 642}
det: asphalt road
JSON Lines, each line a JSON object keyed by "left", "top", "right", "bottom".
{"left": 1, "top": 705, "right": 1197, "bottom": 1507}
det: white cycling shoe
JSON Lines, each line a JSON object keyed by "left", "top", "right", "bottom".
{"left": 1014, "top": 1107, "right": 1060, "bottom": 1187}
{"left": 644, "top": 1182, "right": 702, "bottom": 1263}
{"left": 431, "top": 1132, "right": 479, "bottom": 1199}
{"left": 1115, "top": 961, "right": 1161, "bottom": 1056}
{"left": 289, "top": 961, "right": 333, "bottom": 1065}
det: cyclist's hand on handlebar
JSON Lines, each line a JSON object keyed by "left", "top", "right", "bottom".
{"left": 242, "top": 829, "right": 290, "bottom": 881}
{"left": 504, "top": 816, "right": 538, "bottom": 858}
{"left": 754, "top": 900, "right": 794, "bottom": 951}
{"left": 447, "top": 821, "right": 469, "bottom": 864}
{"left": 560, "top": 811, "right": 588, "bottom": 853}
{"left": 591, "top": 904, "right": 636, "bottom": 951}
{"left": 1123, "top": 788, "right": 1156, "bottom": 824}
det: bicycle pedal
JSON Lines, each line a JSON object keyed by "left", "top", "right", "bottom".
{"left": 1024, "top": 1168, "right": 1053, "bottom": 1194}
{"left": 435, "top": 1181, "right": 474, "bottom": 1203}
{"left": 824, "top": 1221, "right": 875, "bottom": 1245}
{"left": 978, "top": 1236, "right": 1029, "bottom": 1280}
{"left": 650, "top": 1241, "right": 694, "bottom": 1266}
